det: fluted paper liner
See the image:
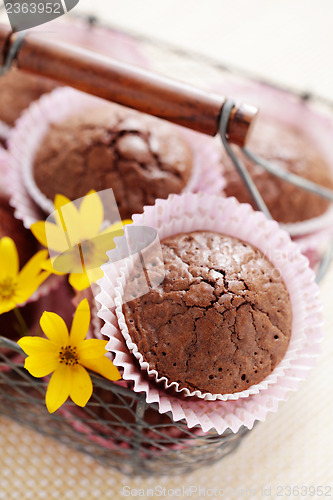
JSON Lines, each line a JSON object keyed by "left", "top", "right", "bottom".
{"left": 96, "top": 192, "right": 323, "bottom": 434}
{"left": 8, "top": 87, "right": 223, "bottom": 228}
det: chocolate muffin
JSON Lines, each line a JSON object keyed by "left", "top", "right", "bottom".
{"left": 221, "top": 118, "right": 333, "bottom": 224}
{"left": 0, "top": 69, "right": 57, "bottom": 128}
{"left": 123, "top": 231, "right": 292, "bottom": 395}
{"left": 33, "top": 107, "right": 193, "bottom": 219}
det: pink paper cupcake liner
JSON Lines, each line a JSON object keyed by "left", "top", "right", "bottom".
{"left": 103, "top": 194, "right": 315, "bottom": 399}
{"left": 96, "top": 192, "right": 323, "bottom": 434}
{"left": 91, "top": 297, "right": 104, "bottom": 341}
{"left": 293, "top": 229, "right": 333, "bottom": 270}
{"left": 8, "top": 86, "right": 223, "bottom": 227}
{"left": 211, "top": 80, "right": 333, "bottom": 240}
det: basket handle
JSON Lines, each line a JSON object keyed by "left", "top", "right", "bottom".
{"left": 0, "top": 24, "right": 257, "bottom": 146}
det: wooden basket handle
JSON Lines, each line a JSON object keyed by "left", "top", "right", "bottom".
{"left": 0, "top": 24, "right": 257, "bottom": 146}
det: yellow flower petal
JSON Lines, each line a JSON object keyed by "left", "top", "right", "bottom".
{"left": 68, "top": 271, "right": 91, "bottom": 291}
{"left": 41, "top": 259, "right": 66, "bottom": 276}
{"left": 90, "top": 220, "right": 132, "bottom": 266}
{"left": 18, "top": 336, "right": 58, "bottom": 357}
{"left": 40, "top": 311, "right": 69, "bottom": 346}
{"left": 86, "top": 233, "right": 117, "bottom": 266}
{"left": 86, "top": 267, "right": 104, "bottom": 284}
{"left": 78, "top": 339, "right": 108, "bottom": 361}
{"left": 69, "top": 364, "right": 93, "bottom": 407}
{"left": 57, "top": 199, "right": 82, "bottom": 247}
{"left": 30, "top": 221, "right": 48, "bottom": 247}
{"left": 0, "top": 237, "right": 19, "bottom": 278}
{"left": 15, "top": 271, "right": 50, "bottom": 305}
{"left": 24, "top": 354, "right": 59, "bottom": 378}
{"left": 1, "top": 248, "right": 50, "bottom": 306}
{"left": 89, "top": 240, "right": 113, "bottom": 263}
{"left": 50, "top": 247, "right": 82, "bottom": 274}
{"left": 122, "top": 219, "right": 133, "bottom": 226}
{"left": 0, "top": 263, "right": 5, "bottom": 282}
{"left": 30, "top": 222, "right": 69, "bottom": 253}
{"left": 82, "top": 356, "right": 121, "bottom": 382}
{"left": 69, "top": 298, "right": 90, "bottom": 346}
{"left": 79, "top": 190, "right": 103, "bottom": 240}
{"left": 46, "top": 364, "right": 72, "bottom": 413}
{"left": 98, "top": 223, "right": 127, "bottom": 247}
{"left": 17, "top": 250, "right": 49, "bottom": 285}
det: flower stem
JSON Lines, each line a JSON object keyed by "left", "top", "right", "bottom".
{"left": 13, "top": 307, "right": 29, "bottom": 337}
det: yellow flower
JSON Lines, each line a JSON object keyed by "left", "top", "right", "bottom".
{"left": 18, "top": 298, "right": 121, "bottom": 413}
{"left": 0, "top": 237, "right": 49, "bottom": 314}
{"left": 30, "top": 190, "right": 132, "bottom": 291}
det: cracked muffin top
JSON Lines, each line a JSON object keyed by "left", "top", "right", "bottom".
{"left": 221, "top": 118, "right": 333, "bottom": 224}
{"left": 123, "top": 231, "right": 292, "bottom": 395}
{"left": 33, "top": 106, "right": 193, "bottom": 219}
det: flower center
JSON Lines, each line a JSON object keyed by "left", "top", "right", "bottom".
{"left": 59, "top": 345, "right": 79, "bottom": 366}
{"left": 0, "top": 277, "right": 17, "bottom": 301}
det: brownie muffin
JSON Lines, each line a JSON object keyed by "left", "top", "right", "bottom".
{"left": 123, "top": 231, "right": 292, "bottom": 395}
{"left": 33, "top": 107, "right": 193, "bottom": 219}
{"left": 221, "top": 118, "right": 333, "bottom": 224}
{"left": 0, "top": 68, "right": 57, "bottom": 128}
